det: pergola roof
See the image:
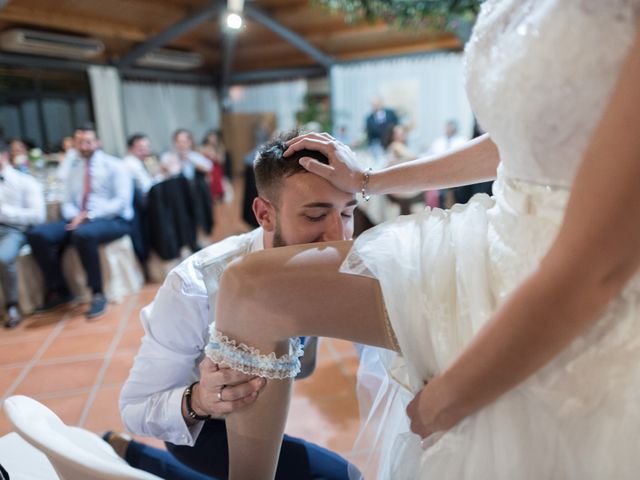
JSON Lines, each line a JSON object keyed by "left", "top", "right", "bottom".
{"left": 0, "top": 0, "right": 462, "bottom": 85}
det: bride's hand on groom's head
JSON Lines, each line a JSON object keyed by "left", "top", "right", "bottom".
{"left": 284, "top": 132, "right": 364, "bottom": 195}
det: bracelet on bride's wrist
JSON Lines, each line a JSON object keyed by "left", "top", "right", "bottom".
{"left": 361, "top": 168, "right": 373, "bottom": 202}
{"left": 184, "top": 381, "right": 212, "bottom": 421}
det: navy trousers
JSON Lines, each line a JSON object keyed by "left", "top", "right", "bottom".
{"left": 125, "top": 440, "right": 213, "bottom": 480}
{"left": 134, "top": 420, "right": 354, "bottom": 480}
{"left": 27, "top": 218, "right": 131, "bottom": 293}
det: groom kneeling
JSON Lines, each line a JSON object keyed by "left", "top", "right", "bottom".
{"left": 118, "top": 130, "right": 359, "bottom": 479}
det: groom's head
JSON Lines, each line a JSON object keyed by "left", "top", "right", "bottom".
{"left": 252, "top": 129, "right": 357, "bottom": 248}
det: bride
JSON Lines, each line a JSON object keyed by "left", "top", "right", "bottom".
{"left": 199, "top": 1, "right": 640, "bottom": 478}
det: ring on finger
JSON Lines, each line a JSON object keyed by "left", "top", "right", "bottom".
{"left": 218, "top": 386, "right": 225, "bottom": 402}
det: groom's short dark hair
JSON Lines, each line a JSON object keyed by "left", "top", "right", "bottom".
{"left": 254, "top": 129, "right": 329, "bottom": 205}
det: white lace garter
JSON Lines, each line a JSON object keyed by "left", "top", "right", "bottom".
{"left": 205, "top": 327, "right": 304, "bottom": 380}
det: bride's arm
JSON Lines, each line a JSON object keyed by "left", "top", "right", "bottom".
{"left": 369, "top": 133, "right": 498, "bottom": 194}
{"left": 285, "top": 132, "right": 500, "bottom": 195}
{"left": 408, "top": 28, "right": 640, "bottom": 439}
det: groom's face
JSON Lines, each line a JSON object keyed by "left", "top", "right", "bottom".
{"left": 267, "top": 172, "right": 357, "bottom": 247}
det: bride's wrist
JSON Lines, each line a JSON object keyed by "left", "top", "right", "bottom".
{"left": 427, "top": 376, "right": 467, "bottom": 431}
{"left": 359, "top": 168, "right": 373, "bottom": 200}
{"left": 359, "top": 168, "right": 384, "bottom": 198}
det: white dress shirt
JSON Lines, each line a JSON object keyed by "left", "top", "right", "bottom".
{"left": 120, "top": 228, "right": 264, "bottom": 445}
{"left": 56, "top": 149, "right": 75, "bottom": 181}
{"left": 428, "top": 134, "right": 467, "bottom": 156}
{"left": 0, "top": 165, "right": 46, "bottom": 228}
{"left": 160, "top": 150, "right": 211, "bottom": 180}
{"left": 62, "top": 150, "right": 134, "bottom": 221}
{"left": 122, "top": 154, "right": 155, "bottom": 194}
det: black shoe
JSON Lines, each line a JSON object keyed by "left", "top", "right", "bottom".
{"left": 4, "top": 306, "right": 22, "bottom": 329}
{"left": 85, "top": 293, "right": 107, "bottom": 320}
{"left": 36, "top": 290, "right": 73, "bottom": 313}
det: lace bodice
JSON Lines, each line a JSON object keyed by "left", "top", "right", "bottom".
{"left": 465, "top": 0, "right": 639, "bottom": 188}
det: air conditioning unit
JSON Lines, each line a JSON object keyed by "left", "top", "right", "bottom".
{"left": 0, "top": 29, "right": 104, "bottom": 59}
{"left": 135, "top": 48, "right": 204, "bottom": 70}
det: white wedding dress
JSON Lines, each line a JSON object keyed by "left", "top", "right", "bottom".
{"left": 341, "top": 1, "right": 640, "bottom": 478}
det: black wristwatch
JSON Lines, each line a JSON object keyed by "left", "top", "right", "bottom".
{"left": 183, "top": 381, "right": 212, "bottom": 421}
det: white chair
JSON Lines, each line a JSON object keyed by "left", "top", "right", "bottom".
{"left": 2, "top": 395, "right": 161, "bottom": 480}
{"left": 0, "top": 431, "right": 60, "bottom": 479}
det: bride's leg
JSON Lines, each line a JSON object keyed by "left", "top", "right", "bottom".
{"left": 214, "top": 240, "right": 396, "bottom": 480}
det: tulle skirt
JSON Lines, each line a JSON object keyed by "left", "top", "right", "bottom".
{"left": 342, "top": 167, "right": 640, "bottom": 479}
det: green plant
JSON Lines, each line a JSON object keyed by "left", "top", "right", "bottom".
{"left": 315, "top": 0, "right": 484, "bottom": 41}
{"left": 296, "top": 93, "right": 332, "bottom": 132}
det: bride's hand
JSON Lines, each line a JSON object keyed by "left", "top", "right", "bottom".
{"left": 284, "top": 132, "right": 365, "bottom": 194}
{"left": 406, "top": 378, "right": 460, "bottom": 443}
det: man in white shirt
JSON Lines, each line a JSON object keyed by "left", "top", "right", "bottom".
{"left": 118, "top": 130, "right": 358, "bottom": 479}
{"left": 122, "top": 134, "right": 156, "bottom": 195}
{"left": 429, "top": 119, "right": 468, "bottom": 208}
{"left": 0, "top": 141, "right": 45, "bottom": 328}
{"left": 160, "top": 129, "right": 211, "bottom": 180}
{"left": 27, "top": 124, "right": 133, "bottom": 320}
{"left": 429, "top": 119, "right": 467, "bottom": 156}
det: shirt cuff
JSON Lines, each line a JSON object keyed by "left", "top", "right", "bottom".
{"left": 166, "top": 386, "right": 205, "bottom": 446}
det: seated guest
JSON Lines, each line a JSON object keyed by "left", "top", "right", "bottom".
{"left": 0, "top": 141, "right": 46, "bottom": 328}
{"left": 118, "top": 130, "right": 358, "bottom": 480}
{"left": 160, "top": 129, "right": 211, "bottom": 180}
{"left": 198, "top": 129, "right": 226, "bottom": 202}
{"left": 9, "top": 138, "right": 29, "bottom": 172}
{"left": 122, "top": 134, "right": 156, "bottom": 196}
{"left": 383, "top": 125, "right": 426, "bottom": 215}
{"left": 27, "top": 124, "right": 133, "bottom": 320}
{"left": 57, "top": 129, "right": 81, "bottom": 181}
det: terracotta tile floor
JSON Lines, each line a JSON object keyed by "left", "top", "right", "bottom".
{"left": 0, "top": 289, "right": 365, "bottom": 468}
{"left": 0, "top": 179, "right": 370, "bottom": 474}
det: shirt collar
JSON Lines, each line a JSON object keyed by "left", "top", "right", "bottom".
{"left": 0, "top": 164, "right": 17, "bottom": 181}
{"left": 252, "top": 227, "right": 265, "bottom": 252}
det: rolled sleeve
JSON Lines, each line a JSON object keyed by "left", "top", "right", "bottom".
{"left": 119, "top": 272, "right": 209, "bottom": 444}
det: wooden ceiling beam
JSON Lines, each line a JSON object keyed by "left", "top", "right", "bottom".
{"left": 0, "top": 4, "right": 148, "bottom": 42}
{"left": 116, "top": 0, "right": 224, "bottom": 68}
{"left": 335, "top": 37, "right": 462, "bottom": 61}
{"left": 245, "top": 4, "right": 334, "bottom": 67}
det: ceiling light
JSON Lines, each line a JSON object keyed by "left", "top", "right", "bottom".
{"left": 226, "top": 12, "right": 243, "bottom": 29}
{"left": 228, "top": 0, "right": 245, "bottom": 11}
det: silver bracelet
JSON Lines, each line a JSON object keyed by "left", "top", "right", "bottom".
{"left": 361, "top": 168, "right": 373, "bottom": 202}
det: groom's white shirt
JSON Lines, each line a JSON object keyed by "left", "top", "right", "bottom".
{"left": 120, "top": 228, "right": 264, "bottom": 445}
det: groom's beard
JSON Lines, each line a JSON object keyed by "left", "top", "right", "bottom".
{"left": 272, "top": 219, "right": 289, "bottom": 248}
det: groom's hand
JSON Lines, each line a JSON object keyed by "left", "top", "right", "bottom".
{"left": 184, "top": 358, "right": 266, "bottom": 424}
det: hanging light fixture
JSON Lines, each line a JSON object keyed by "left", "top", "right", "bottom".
{"left": 226, "top": 0, "right": 245, "bottom": 30}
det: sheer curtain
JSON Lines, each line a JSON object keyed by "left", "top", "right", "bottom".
{"left": 88, "top": 66, "right": 128, "bottom": 156}
{"left": 227, "top": 79, "right": 307, "bottom": 131}
{"left": 121, "top": 81, "right": 220, "bottom": 154}
{"left": 331, "top": 52, "right": 474, "bottom": 154}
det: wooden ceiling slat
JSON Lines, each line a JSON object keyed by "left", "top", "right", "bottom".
{"left": 0, "top": 4, "right": 148, "bottom": 41}
{"left": 0, "top": 0, "right": 463, "bottom": 79}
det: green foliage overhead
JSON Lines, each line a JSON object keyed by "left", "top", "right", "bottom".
{"left": 315, "top": 0, "right": 484, "bottom": 40}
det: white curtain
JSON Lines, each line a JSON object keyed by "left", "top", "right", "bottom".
{"left": 121, "top": 81, "right": 220, "bottom": 154}
{"left": 228, "top": 79, "right": 307, "bottom": 131}
{"left": 331, "top": 53, "right": 474, "bottom": 154}
{"left": 88, "top": 66, "right": 127, "bottom": 157}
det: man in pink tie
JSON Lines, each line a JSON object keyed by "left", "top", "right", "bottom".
{"left": 27, "top": 124, "right": 134, "bottom": 319}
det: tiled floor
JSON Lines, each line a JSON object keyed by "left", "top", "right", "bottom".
{"left": 0, "top": 289, "right": 364, "bottom": 467}
{"left": 0, "top": 179, "right": 369, "bottom": 475}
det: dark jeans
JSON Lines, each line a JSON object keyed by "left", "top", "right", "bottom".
{"left": 27, "top": 218, "right": 131, "bottom": 293}
{"left": 125, "top": 440, "right": 214, "bottom": 480}
{"left": 165, "top": 419, "right": 354, "bottom": 480}
{"left": 0, "top": 225, "right": 26, "bottom": 306}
